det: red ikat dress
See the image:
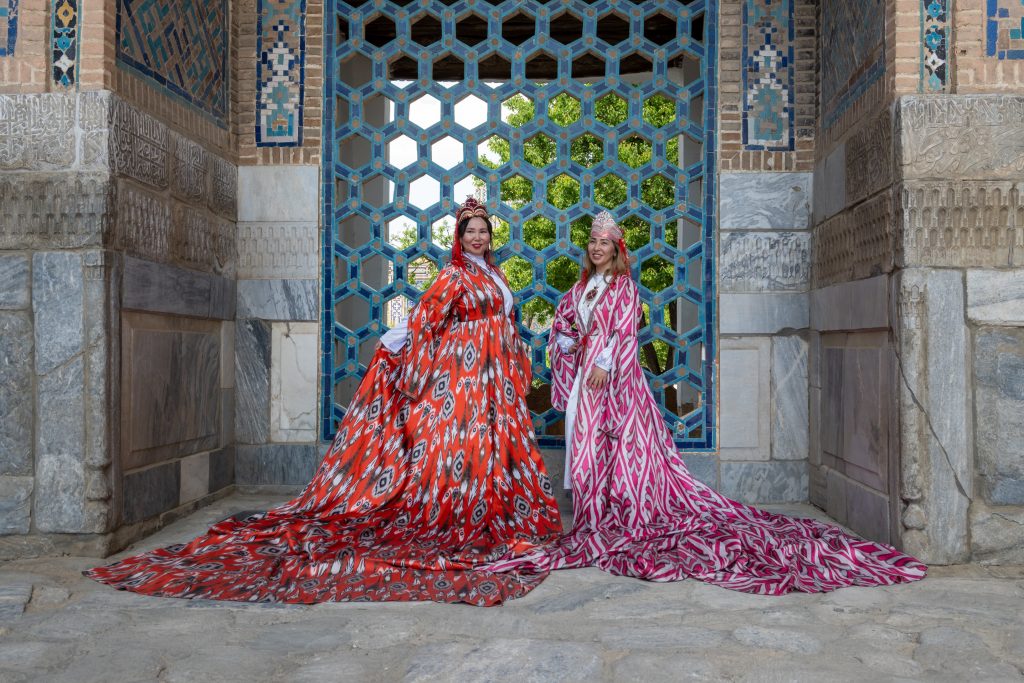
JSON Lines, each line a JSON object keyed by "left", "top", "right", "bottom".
{"left": 86, "top": 258, "right": 562, "bottom": 606}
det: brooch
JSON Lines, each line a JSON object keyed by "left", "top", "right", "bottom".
{"left": 584, "top": 287, "right": 599, "bottom": 303}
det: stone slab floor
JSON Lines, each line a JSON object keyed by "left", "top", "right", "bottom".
{"left": 1, "top": 493, "right": 1023, "bottom": 682}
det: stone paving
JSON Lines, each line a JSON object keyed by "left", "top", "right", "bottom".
{"left": 1, "top": 494, "right": 1023, "bottom": 682}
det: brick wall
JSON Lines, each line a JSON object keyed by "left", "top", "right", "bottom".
{"left": 0, "top": 0, "right": 49, "bottom": 92}
{"left": 719, "top": 0, "right": 816, "bottom": 172}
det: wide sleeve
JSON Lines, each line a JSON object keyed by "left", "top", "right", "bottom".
{"left": 547, "top": 284, "right": 582, "bottom": 412}
{"left": 603, "top": 277, "right": 643, "bottom": 438}
{"left": 396, "top": 264, "right": 463, "bottom": 399}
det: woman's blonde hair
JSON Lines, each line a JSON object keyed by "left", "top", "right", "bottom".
{"left": 582, "top": 238, "right": 631, "bottom": 282}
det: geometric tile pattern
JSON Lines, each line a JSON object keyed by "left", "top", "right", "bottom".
{"left": 921, "top": 0, "right": 948, "bottom": 91}
{"left": 742, "top": 0, "right": 794, "bottom": 150}
{"left": 821, "top": 0, "right": 885, "bottom": 129}
{"left": 257, "top": 0, "right": 306, "bottom": 146}
{"left": 52, "top": 0, "right": 77, "bottom": 86}
{"left": 116, "top": 0, "right": 229, "bottom": 123}
{"left": 0, "top": 0, "right": 17, "bottom": 56}
{"left": 987, "top": 0, "right": 1024, "bottom": 59}
{"left": 323, "top": 0, "right": 719, "bottom": 450}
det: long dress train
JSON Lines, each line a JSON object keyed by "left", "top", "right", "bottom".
{"left": 86, "top": 258, "right": 562, "bottom": 605}
{"left": 487, "top": 275, "right": 927, "bottom": 594}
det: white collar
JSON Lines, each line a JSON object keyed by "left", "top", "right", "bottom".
{"left": 466, "top": 253, "right": 487, "bottom": 268}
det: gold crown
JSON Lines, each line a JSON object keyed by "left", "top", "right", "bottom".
{"left": 456, "top": 195, "right": 489, "bottom": 223}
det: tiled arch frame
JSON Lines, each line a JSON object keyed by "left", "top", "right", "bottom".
{"left": 322, "top": 0, "right": 719, "bottom": 451}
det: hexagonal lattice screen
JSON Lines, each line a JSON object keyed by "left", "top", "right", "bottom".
{"left": 324, "top": 0, "right": 717, "bottom": 449}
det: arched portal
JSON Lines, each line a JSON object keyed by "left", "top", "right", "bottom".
{"left": 322, "top": 0, "right": 718, "bottom": 451}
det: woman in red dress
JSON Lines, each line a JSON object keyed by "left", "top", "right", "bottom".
{"left": 86, "top": 197, "right": 562, "bottom": 606}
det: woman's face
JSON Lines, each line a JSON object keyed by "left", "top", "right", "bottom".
{"left": 461, "top": 217, "right": 491, "bottom": 257}
{"left": 588, "top": 236, "right": 615, "bottom": 271}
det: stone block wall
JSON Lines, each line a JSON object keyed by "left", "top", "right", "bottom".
{"left": 893, "top": 95, "right": 1024, "bottom": 564}
{"left": 716, "top": 172, "right": 812, "bottom": 504}
{"left": 0, "top": 90, "right": 239, "bottom": 557}
{"left": 234, "top": 166, "right": 322, "bottom": 487}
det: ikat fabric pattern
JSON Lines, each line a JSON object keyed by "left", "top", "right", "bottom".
{"left": 487, "top": 275, "right": 928, "bottom": 594}
{"left": 742, "top": 0, "right": 793, "bottom": 151}
{"left": 116, "top": 0, "right": 230, "bottom": 123}
{"left": 821, "top": 0, "right": 886, "bottom": 128}
{"left": 987, "top": 0, "right": 1024, "bottom": 59}
{"left": 87, "top": 259, "right": 562, "bottom": 606}
{"left": 922, "top": 0, "right": 948, "bottom": 91}
{"left": 323, "top": 0, "right": 719, "bottom": 450}
{"left": 0, "top": 0, "right": 17, "bottom": 56}
{"left": 257, "top": 0, "right": 306, "bottom": 146}
{"left": 52, "top": 0, "right": 77, "bottom": 86}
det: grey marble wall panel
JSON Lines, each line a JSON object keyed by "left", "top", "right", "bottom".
{"left": 236, "top": 320, "right": 271, "bottom": 444}
{"left": 220, "top": 388, "right": 235, "bottom": 448}
{"left": 896, "top": 269, "right": 972, "bottom": 563}
{"left": 719, "top": 173, "right": 812, "bottom": 230}
{"left": 966, "top": 270, "right": 1024, "bottom": 325}
{"left": 812, "top": 144, "right": 846, "bottom": 223}
{"left": 238, "top": 166, "right": 320, "bottom": 222}
{"left": 971, "top": 503, "right": 1024, "bottom": 563}
{"left": 83, "top": 251, "right": 113, "bottom": 472}
{"left": 720, "top": 460, "right": 808, "bottom": 504}
{"left": 237, "top": 279, "right": 319, "bottom": 321}
{"left": 235, "top": 444, "right": 323, "bottom": 485}
{"left": 974, "top": 327, "right": 1024, "bottom": 505}
{"left": 719, "top": 232, "right": 811, "bottom": 292}
{"left": 771, "top": 336, "right": 809, "bottom": 461}
{"left": 123, "top": 462, "right": 181, "bottom": 524}
{"left": 0, "top": 256, "right": 29, "bottom": 309}
{"left": 122, "top": 256, "right": 235, "bottom": 320}
{"left": 209, "top": 446, "right": 235, "bottom": 492}
{"left": 719, "top": 338, "right": 770, "bottom": 460}
{"left": 0, "top": 477, "right": 33, "bottom": 534}
{"left": 719, "top": 293, "right": 809, "bottom": 334}
{"left": 178, "top": 452, "right": 210, "bottom": 505}
{"left": 811, "top": 276, "right": 889, "bottom": 331}
{"left": 123, "top": 325, "right": 220, "bottom": 469}
{"left": 0, "top": 313, "right": 33, "bottom": 476}
{"left": 34, "top": 356, "right": 87, "bottom": 533}
{"left": 220, "top": 322, "right": 236, "bottom": 389}
{"left": 840, "top": 346, "right": 889, "bottom": 493}
{"left": 680, "top": 454, "right": 717, "bottom": 489}
{"left": 32, "top": 252, "right": 83, "bottom": 375}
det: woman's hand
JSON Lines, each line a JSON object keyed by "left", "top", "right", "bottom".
{"left": 587, "top": 366, "right": 609, "bottom": 390}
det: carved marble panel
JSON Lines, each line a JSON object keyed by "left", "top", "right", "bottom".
{"left": 110, "top": 97, "right": 169, "bottom": 189}
{"left": 113, "top": 181, "right": 171, "bottom": 261}
{"left": 813, "top": 190, "right": 896, "bottom": 287}
{"left": 237, "top": 223, "right": 318, "bottom": 279}
{"left": 898, "top": 180, "right": 1024, "bottom": 268}
{"left": 209, "top": 154, "right": 238, "bottom": 220}
{"left": 845, "top": 109, "right": 893, "bottom": 205}
{"left": 719, "top": 232, "right": 810, "bottom": 292}
{"left": 170, "top": 133, "right": 208, "bottom": 204}
{"left": 78, "top": 91, "right": 111, "bottom": 170}
{"left": 0, "top": 174, "right": 110, "bottom": 250}
{"left": 898, "top": 96, "right": 1024, "bottom": 180}
{"left": 0, "top": 94, "right": 76, "bottom": 170}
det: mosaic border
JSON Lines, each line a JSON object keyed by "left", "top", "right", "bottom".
{"left": 114, "top": 0, "right": 230, "bottom": 126}
{"left": 986, "top": 0, "right": 1024, "bottom": 60}
{"left": 921, "top": 0, "right": 948, "bottom": 91}
{"left": 0, "top": 0, "right": 18, "bottom": 56}
{"left": 256, "top": 0, "right": 307, "bottom": 147}
{"left": 52, "top": 0, "right": 77, "bottom": 87}
{"left": 741, "top": 0, "right": 795, "bottom": 151}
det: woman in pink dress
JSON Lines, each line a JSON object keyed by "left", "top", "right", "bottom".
{"left": 488, "top": 211, "right": 927, "bottom": 594}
